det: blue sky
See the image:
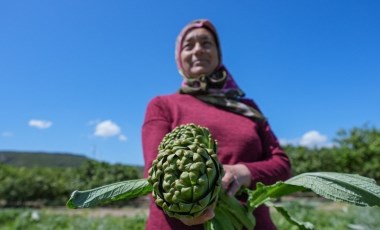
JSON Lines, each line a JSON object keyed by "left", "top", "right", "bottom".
{"left": 1, "top": 1, "right": 379, "bottom": 166}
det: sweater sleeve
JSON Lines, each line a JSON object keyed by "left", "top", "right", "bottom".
{"left": 240, "top": 99, "right": 292, "bottom": 186}
{"left": 242, "top": 120, "right": 292, "bottom": 186}
{"left": 142, "top": 96, "right": 172, "bottom": 178}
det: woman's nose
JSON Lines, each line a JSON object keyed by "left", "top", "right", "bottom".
{"left": 193, "top": 43, "right": 204, "bottom": 55}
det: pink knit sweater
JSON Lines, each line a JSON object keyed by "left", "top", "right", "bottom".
{"left": 142, "top": 93, "right": 291, "bottom": 230}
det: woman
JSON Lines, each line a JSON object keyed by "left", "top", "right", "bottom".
{"left": 142, "top": 19, "right": 291, "bottom": 230}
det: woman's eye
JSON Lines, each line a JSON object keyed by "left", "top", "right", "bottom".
{"left": 183, "top": 44, "right": 194, "bottom": 50}
{"left": 202, "top": 41, "right": 212, "bottom": 47}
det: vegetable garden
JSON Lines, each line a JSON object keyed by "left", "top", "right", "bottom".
{"left": 1, "top": 124, "right": 380, "bottom": 229}
{"left": 67, "top": 124, "right": 380, "bottom": 229}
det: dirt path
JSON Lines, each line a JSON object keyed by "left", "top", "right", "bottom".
{"left": 33, "top": 197, "right": 348, "bottom": 218}
{"left": 43, "top": 206, "right": 149, "bottom": 218}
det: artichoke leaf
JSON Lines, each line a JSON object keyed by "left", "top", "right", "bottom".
{"left": 67, "top": 179, "right": 152, "bottom": 209}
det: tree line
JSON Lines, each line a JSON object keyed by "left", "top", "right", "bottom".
{"left": 0, "top": 125, "right": 379, "bottom": 207}
{"left": 285, "top": 125, "right": 380, "bottom": 182}
{"left": 0, "top": 160, "right": 141, "bottom": 207}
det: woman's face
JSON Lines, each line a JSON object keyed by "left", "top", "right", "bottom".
{"left": 180, "top": 28, "right": 219, "bottom": 78}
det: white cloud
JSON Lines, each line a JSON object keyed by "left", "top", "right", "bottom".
{"left": 119, "top": 134, "right": 128, "bottom": 142}
{"left": 280, "top": 130, "right": 332, "bottom": 148}
{"left": 1, "top": 132, "right": 14, "bottom": 137}
{"left": 28, "top": 119, "right": 52, "bottom": 129}
{"left": 92, "top": 120, "right": 128, "bottom": 142}
{"left": 94, "top": 120, "right": 121, "bottom": 137}
{"left": 299, "top": 130, "right": 328, "bottom": 148}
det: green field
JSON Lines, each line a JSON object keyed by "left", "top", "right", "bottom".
{"left": 271, "top": 199, "right": 380, "bottom": 230}
{"left": 1, "top": 199, "right": 380, "bottom": 230}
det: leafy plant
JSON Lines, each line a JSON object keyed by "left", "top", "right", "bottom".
{"left": 67, "top": 124, "right": 380, "bottom": 230}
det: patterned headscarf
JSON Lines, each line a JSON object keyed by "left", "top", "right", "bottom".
{"left": 176, "top": 19, "right": 265, "bottom": 121}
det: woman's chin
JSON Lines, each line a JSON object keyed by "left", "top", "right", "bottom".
{"left": 188, "top": 69, "right": 213, "bottom": 78}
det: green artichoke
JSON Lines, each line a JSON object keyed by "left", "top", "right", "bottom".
{"left": 147, "top": 123, "right": 224, "bottom": 218}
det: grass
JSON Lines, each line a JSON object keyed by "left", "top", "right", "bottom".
{"left": 0, "top": 208, "right": 146, "bottom": 230}
{"left": 1, "top": 199, "right": 380, "bottom": 230}
{"left": 270, "top": 198, "right": 380, "bottom": 230}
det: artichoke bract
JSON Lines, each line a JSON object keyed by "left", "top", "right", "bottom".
{"left": 147, "top": 123, "right": 224, "bottom": 218}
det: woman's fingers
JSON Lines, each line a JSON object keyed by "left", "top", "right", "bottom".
{"left": 222, "top": 164, "right": 252, "bottom": 196}
{"left": 221, "top": 170, "right": 234, "bottom": 190}
{"left": 227, "top": 176, "right": 240, "bottom": 196}
{"left": 222, "top": 169, "right": 239, "bottom": 196}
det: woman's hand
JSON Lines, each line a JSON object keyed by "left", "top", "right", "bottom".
{"left": 222, "top": 164, "right": 251, "bottom": 196}
{"left": 178, "top": 199, "right": 217, "bottom": 226}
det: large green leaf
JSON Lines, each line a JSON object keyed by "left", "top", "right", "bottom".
{"left": 285, "top": 172, "right": 380, "bottom": 207}
{"left": 246, "top": 172, "right": 380, "bottom": 230}
{"left": 247, "top": 172, "right": 380, "bottom": 210}
{"left": 67, "top": 179, "right": 152, "bottom": 209}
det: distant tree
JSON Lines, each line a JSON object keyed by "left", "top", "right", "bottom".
{"left": 76, "top": 160, "right": 140, "bottom": 190}
{"left": 334, "top": 124, "right": 380, "bottom": 181}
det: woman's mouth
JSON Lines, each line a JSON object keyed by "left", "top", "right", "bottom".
{"left": 193, "top": 60, "right": 208, "bottom": 66}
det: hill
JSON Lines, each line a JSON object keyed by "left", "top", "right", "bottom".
{"left": 0, "top": 151, "right": 89, "bottom": 168}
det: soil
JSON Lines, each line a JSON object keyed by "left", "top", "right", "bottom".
{"left": 44, "top": 206, "right": 149, "bottom": 218}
